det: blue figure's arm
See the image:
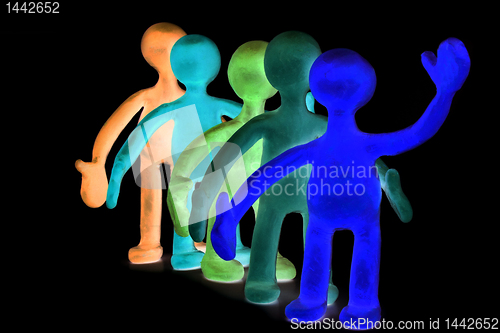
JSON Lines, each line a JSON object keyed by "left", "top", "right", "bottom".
{"left": 218, "top": 99, "right": 243, "bottom": 119}
{"left": 209, "top": 142, "right": 311, "bottom": 260}
{"left": 106, "top": 103, "right": 177, "bottom": 208}
{"left": 369, "top": 38, "right": 470, "bottom": 157}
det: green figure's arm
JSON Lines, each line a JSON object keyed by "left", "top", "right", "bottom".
{"left": 167, "top": 125, "right": 230, "bottom": 237}
{"left": 189, "top": 114, "right": 271, "bottom": 226}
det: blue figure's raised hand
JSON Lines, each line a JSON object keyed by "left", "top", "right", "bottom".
{"left": 211, "top": 192, "right": 238, "bottom": 261}
{"left": 421, "top": 37, "right": 470, "bottom": 93}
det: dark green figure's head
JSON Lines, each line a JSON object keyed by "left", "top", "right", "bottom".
{"left": 228, "top": 41, "right": 277, "bottom": 103}
{"left": 264, "top": 31, "right": 321, "bottom": 93}
{"left": 171, "top": 34, "right": 221, "bottom": 87}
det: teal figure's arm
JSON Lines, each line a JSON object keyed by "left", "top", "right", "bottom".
{"left": 375, "top": 158, "right": 413, "bottom": 222}
{"left": 208, "top": 142, "right": 310, "bottom": 260}
{"left": 106, "top": 103, "right": 177, "bottom": 209}
{"left": 370, "top": 38, "right": 470, "bottom": 157}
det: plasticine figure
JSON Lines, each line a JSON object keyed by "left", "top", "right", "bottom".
{"left": 189, "top": 31, "right": 413, "bottom": 304}
{"left": 105, "top": 34, "right": 243, "bottom": 269}
{"left": 210, "top": 38, "right": 470, "bottom": 323}
{"left": 168, "top": 40, "right": 301, "bottom": 282}
{"left": 75, "top": 23, "right": 189, "bottom": 264}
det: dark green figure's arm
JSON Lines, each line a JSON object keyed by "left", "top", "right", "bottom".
{"left": 375, "top": 159, "right": 413, "bottom": 222}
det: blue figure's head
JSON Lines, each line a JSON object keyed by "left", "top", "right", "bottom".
{"left": 264, "top": 31, "right": 321, "bottom": 93}
{"left": 170, "top": 34, "right": 221, "bottom": 87}
{"left": 309, "top": 49, "right": 376, "bottom": 114}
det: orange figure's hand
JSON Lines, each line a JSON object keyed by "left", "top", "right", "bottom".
{"left": 75, "top": 157, "right": 108, "bottom": 208}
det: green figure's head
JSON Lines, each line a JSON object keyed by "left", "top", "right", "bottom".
{"left": 228, "top": 41, "right": 278, "bottom": 103}
{"left": 264, "top": 31, "right": 321, "bottom": 93}
{"left": 171, "top": 34, "right": 221, "bottom": 87}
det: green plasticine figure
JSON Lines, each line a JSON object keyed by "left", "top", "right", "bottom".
{"left": 189, "top": 31, "right": 413, "bottom": 304}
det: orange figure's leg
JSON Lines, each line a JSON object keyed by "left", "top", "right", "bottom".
{"left": 129, "top": 157, "right": 163, "bottom": 264}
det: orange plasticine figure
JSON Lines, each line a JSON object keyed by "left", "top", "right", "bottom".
{"left": 75, "top": 23, "right": 187, "bottom": 263}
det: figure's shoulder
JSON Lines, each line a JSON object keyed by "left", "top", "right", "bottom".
{"left": 310, "top": 113, "right": 328, "bottom": 127}
{"left": 123, "top": 88, "right": 148, "bottom": 104}
{"left": 211, "top": 96, "right": 242, "bottom": 109}
{"left": 204, "top": 120, "right": 239, "bottom": 141}
{"left": 305, "top": 114, "right": 328, "bottom": 138}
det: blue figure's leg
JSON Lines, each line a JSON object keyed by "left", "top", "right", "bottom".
{"left": 301, "top": 210, "right": 338, "bottom": 306}
{"left": 171, "top": 186, "right": 204, "bottom": 270}
{"left": 245, "top": 202, "right": 285, "bottom": 303}
{"left": 285, "top": 218, "right": 333, "bottom": 322}
{"left": 339, "top": 220, "right": 382, "bottom": 327}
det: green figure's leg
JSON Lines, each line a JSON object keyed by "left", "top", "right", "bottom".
{"left": 201, "top": 214, "right": 245, "bottom": 282}
{"left": 200, "top": 198, "right": 256, "bottom": 282}
{"left": 301, "top": 210, "right": 338, "bottom": 305}
{"left": 375, "top": 159, "right": 413, "bottom": 223}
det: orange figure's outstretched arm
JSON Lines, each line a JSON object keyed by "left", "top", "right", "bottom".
{"left": 76, "top": 90, "right": 145, "bottom": 208}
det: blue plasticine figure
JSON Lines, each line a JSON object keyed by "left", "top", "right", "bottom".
{"left": 211, "top": 38, "right": 470, "bottom": 323}
{"left": 106, "top": 34, "right": 244, "bottom": 270}
{"left": 189, "top": 31, "right": 413, "bottom": 305}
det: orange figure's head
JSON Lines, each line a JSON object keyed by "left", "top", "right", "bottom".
{"left": 141, "top": 23, "right": 187, "bottom": 76}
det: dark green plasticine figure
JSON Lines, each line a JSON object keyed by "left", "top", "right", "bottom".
{"left": 190, "top": 31, "right": 413, "bottom": 304}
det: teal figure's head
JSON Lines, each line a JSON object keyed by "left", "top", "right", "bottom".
{"left": 309, "top": 48, "right": 376, "bottom": 114}
{"left": 263, "top": 31, "right": 321, "bottom": 93}
{"left": 170, "top": 34, "right": 221, "bottom": 87}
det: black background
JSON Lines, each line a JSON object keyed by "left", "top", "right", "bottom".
{"left": 2, "top": 3, "right": 496, "bottom": 331}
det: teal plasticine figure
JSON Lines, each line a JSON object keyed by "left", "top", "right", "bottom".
{"left": 106, "top": 34, "right": 243, "bottom": 270}
{"left": 167, "top": 40, "right": 303, "bottom": 282}
{"left": 190, "top": 31, "right": 413, "bottom": 304}
{"left": 211, "top": 38, "right": 470, "bottom": 323}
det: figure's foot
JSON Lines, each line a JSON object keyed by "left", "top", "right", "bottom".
{"left": 339, "top": 305, "right": 381, "bottom": 330}
{"left": 276, "top": 254, "right": 296, "bottom": 280}
{"left": 285, "top": 297, "right": 327, "bottom": 322}
{"left": 385, "top": 169, "right": 413, "bottom": 223}
{"left": 234, "top": 245, "right": 251, "bottom": 267}
{"left": 327, "top": 283, "right": 339, "bottom": 305}
{"left": 245, "top": 279, "right": 281, "bottom": 304}
{"left": 201, "top": 255, "right": 244, "bottom": 282}
{"left": 194, "top": 241, "right": 206, "bottom": 253}
{"left": 128, "top": 245, "right": 163, "bottom": 264}
{"left": 170, "top": 250, "right": 205, "bottom": 270}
